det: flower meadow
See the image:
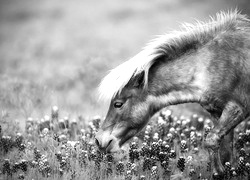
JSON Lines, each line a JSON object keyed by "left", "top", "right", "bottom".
{"left": 1, "top": 106, "right": 250, "bottom": 180}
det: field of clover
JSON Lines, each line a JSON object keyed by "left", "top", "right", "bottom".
{"left": 0, "top": 106, "right": 250, "bottom": 180}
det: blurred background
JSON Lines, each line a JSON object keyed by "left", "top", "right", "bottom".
{"left": 0, "top": 0, "right": 250, "bottom": 126}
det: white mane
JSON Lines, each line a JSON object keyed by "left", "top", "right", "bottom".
{"left": 99, "top": 10, "right": 249, "bottom": 101}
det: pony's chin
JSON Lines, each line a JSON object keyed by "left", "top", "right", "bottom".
{"left": 108, "top": 139, "right": 129, "bottom": 153}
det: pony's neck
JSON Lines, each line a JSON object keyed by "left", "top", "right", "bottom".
{"left": 146, "top": 46, "right": 212, "bottom": 113}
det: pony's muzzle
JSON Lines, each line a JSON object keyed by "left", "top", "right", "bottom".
{"left": 95, "top": 130, "right": 118, "bottom": 153}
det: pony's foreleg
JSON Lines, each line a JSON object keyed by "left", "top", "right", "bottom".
{"left": 205, "top": 101, "right": 245, "bottom": 176}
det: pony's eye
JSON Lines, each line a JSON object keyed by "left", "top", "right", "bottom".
{"left": 114, "top": 102, "right": 123, "bottom": 108}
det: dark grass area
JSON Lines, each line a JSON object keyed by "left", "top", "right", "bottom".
{"left": 0, "top": 107, "right": 250, "bottom": 179}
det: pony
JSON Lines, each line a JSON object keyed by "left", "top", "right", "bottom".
{"left": 95, "top": 10, "right": 250, "bottom": 176}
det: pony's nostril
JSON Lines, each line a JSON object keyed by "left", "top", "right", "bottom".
{"left": 95, "top": 138, "right": 100, "bottom": 147}
{"left": 107, "top": 139, "right": 113, "bottom": 148}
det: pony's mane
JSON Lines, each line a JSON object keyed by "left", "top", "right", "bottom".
{"left": 99, "top": 10, "right": 250, "bottom": 101}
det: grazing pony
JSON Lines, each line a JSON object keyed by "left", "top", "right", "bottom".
{"left": 95, "top": 11, "right": 250, "bottom": 175}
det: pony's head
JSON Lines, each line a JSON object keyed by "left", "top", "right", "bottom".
{"left": 95, "top": 40, "right": 163, "bottom": 152}
{"left": 95, "top": 73, "right": 152, "bottom": 152}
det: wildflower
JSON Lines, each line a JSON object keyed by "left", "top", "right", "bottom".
{"left": 1, "top": 136, "right": 12, "bottom": 153}
{"left": 12, "top": 162, "right": 20, "bottom": 173}
{"left": 204, "top": 125, "right": 211, "bottom": 139}
{"left": 143, "top": 157, "right": 152, "bottom": 171}
{"left": 131, "top": 163, "right": 138, "bottom": 175}
{"left": 2, "top": 159, "right": 11, "bottom": 176}
{"left": 158, "top": 151, "right": 168, "bottom": 162}
{"left": 125, "top": 170, "right": 132, "bottom": 180}
{"left": 239, "top": 148, "right": 247, "bottom": 158}
{"left": 161, "top": 160, "right": 169, "bottom": 171}
{"left": 235, "top": 136, "right": 244, "bottom": 150}
{"left": 197, "top": 117, "right": 204, "bottom": 130}
{"left": 231, "top": 167, "right": 237, "bottom": 177}
{"left": 51, "top": 106, "right": 59, "bottom": 122}
{"left": 180, "top": 140, "right": 188, "bottom": 153}
{"left": 169, "top": 150, "right": 176, "bottom": 159}
{"left": 58, "top": 134, "right": 67, "bottom": 143}
{"left": 33, "top": 148, "right": 42, "bottom": 161}
{"left": 177, "top": 157, "right": 185, "bottom": 172}
{"left": 236, "top": 156, "right": 245, "bottom": 175}
{"left": 78, "top": 150, "right": 87, "bottom": 166}
{"left": 144, "top": 134, "right": 150, "bottom": 144}
{"left": 42, "top": 128, "right": 49, "bottom": 136}
{"left": 189, "top": 169, "right": 196, "bottom": 177}
{"left": 161, "top": 142, "right": 170, "bottom": 153}
{"left": 151, "top": 142, "right": 160, "bottom": 157}
{"left": 245, "top": 162, "right": 250, "bottom": 174}
{"left": 55, "top": 151, "right": 62, "bottom": 161}
{"left": 89, "top": 150, "right": 96, "bottom": 161}
{"left": 130, "top": 141, "right": 138, "bottom": 150}
{"left": 19, "top": 159, "right": 28, "bottom": 172}
{"left": 63, "top": 117, "right": 70, "bottom": 129}
{"left": 150, "top": 166, "right": 158, "bottom": 179}
{"left": 166, "top": 133, "right": 173, "bottom": 143}
{"left": 105, "top": 153, "right": 114, "bottom": 163}
{"left": 224, "top": 162, "right": 231, "bottom": 179}
{"left": 18, "top": 173, "right": 25, "bottom": 179}
{"left": 18, "top": 143, "right": 26, "bottom": 151}
{"left": 59, "top": 119, "right": 66, "bottom": 129}
{"left": 129, "top": 148, "right": 140, "bottom": 162}
{"left": 139, "top": 175, "right": 146, "bottom": 180}
{"left": 116, "top": 161, "right": 125, "bottom": 175}
{"left": 92, "top": 115, "right": 101, "bottom": 129}
{"left": 212, "top": 172, "right": 222, "bottom": 180}
{"left": 106, "top": 162, "right": 113, "bottom": 176}
{"left": 140, "top": 143, "right": 151, "bottom": 157}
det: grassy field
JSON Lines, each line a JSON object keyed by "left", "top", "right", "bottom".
{"left": 1, "top": 0, "right": 250, "bottom": 179}
{"left": 0, "top": 107, "right": 250, "bottom": 180}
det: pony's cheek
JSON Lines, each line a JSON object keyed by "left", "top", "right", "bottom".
{"left": 118, "top": 128, "right": 138, "bottom": 147}
{"left": 111, "top": 122, "right": 128, "bottom": 137}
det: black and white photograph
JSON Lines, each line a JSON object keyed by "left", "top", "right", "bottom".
{"left": 1, "top": 0, "right": 250, "bottom": 179}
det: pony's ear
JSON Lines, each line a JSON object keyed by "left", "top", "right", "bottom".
{"left": 132, "top": 72, "right": 145, "bottom": 88}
